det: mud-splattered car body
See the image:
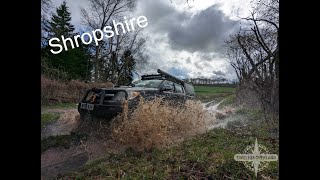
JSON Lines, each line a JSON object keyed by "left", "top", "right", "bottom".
{"left": 78, "top": 69, "right": 195, "bottom": 119}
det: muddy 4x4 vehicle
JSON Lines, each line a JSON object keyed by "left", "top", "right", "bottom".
{"left": 78, "top": 69, "right": 195, "bottom": 120}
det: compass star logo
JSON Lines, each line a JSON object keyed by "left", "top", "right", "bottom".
{"left": 234, "top": 138, "right": 278, "bottom": 177}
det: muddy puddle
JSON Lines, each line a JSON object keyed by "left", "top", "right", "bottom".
{"left": 41, "top": 98, "right": 242, "bottom": 179}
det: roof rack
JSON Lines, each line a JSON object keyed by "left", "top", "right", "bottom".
{"left": 157, "top": 69, "right": 184, "bottom": 85}
{"left": 157, "top": 69, "right": 195, "bottom": 96}
{"left": 141, "top": 74, "right": 165, "bottom": 80}
{"left": 140, "top": 69, "right": 184, "bottom": 83}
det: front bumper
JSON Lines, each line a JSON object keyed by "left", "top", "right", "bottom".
{"left": 78, "top": 100, "right": 124, "bottom": 118}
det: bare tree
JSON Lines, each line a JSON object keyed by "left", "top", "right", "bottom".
{"left": 41, "top": 0, "right": 53, "bottom": 46}
{"left": 226, "top": 0, "right": 279, "bottom": 121}
{"left": 81, "top": 0, "right": 136, "bottom": 82}
{"left": 41, "top": 0, "right": 52, "bottom": 13}
{"left": 103, "top": 27, "right": 147, "bottom": 83}
{"left": 170, "top": 0, "right": 194, "bottom": 8}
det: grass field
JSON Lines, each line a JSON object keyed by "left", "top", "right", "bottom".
{"left": 194, "top": 85, "right": 236, "bottom": 102}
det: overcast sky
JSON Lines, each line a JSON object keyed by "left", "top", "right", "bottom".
{"left": 50, "top": 0, "right": 252, "bottom": 81}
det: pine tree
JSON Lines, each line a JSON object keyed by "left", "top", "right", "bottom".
{"left": 41, "top": 1, "right": 90, "bottom": 81}
{"left": 48, "top": 1, "right": 75, "bottom": 38}
{"left": 117, "top": 50, "right": 136, "bottom": 85}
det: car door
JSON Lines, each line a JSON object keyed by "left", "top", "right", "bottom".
{"left": 160, "top": 80, "right": 175, "bottom": 100}
{"left": 173, "top": 83, "right": 187, "bottom": 102}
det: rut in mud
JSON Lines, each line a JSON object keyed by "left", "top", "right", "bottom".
{"left": 41, "top": 109, "right": 80, "bottom": 139}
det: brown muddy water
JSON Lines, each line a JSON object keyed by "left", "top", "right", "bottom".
{"left": 41, "top": 98, "right": 240, "bottom": 179}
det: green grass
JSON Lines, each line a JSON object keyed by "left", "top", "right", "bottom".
{"left": 194, "top": 86, "right": 236, "bottom": 94}
{"left": 235, "top": 107, "right": 264, "bottom": 121}
{"left": 218, "top": 94, "right": 236, "bottom": 109}
{"left": 41, "top": 132, "right": 88, "bottom": 153}
{"left": 41, "top": 102, "right": 78, "bottom": 111}
{"left": 62, "top": 110, "right": 278, "bottom": 179}
{"left": 194, "top": 86, "right": 235, "bottom": 101}
{"left": 41, "top": 113, "right": 60, "bottom": 129}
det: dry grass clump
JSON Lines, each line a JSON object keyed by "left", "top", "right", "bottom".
{"left": 110, "top": 97, "right": 211, "bottom": 152}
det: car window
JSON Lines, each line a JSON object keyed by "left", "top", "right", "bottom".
{"left": 132, "top": 79, "right": 163, "bottom": 88}
{"left": 161, "top": 80, "right": 174, "bottom": 91}
{"left": 174, "top": 83, "right": 184, "bottom": 93}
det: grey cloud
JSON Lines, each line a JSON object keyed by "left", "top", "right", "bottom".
{"left": 212, "top": 70, "right": 226, "bottom": 76}
{"left": 193, "top": 61, "right": 213, "bottom": 71}
{"left": 202, "top": 62, "right": 213, "bottom": 69}
{"left": 168, "top": 67, "right": 189, "bottom": 79}
{"left": 185, "top": 57, "right": 191, "bottom": 64}
{"left": 136, "top": 1, "right": 239, "bottom": 56}
{"left": 224, "top": 64, "right": 237, "bottom": 79}
{"left": 199, "top": 53, "right": 216, "bottom": 61}
{"left": 195, "top": 72, "right": 202, "bottom": 77}
{"left": 172, "top": 60, "right": 179, "bottom": 65}
{"left": 194, "top": 61, "right": 203, "bottom": 70}
{"left": 197, "top": 52, "right": 225, "bottom": 61}
{"left": 135, "top": 0, "right": 189, "bottom": 32}
{"left": 167, "top": 5, "right": 239, "bottom": 54}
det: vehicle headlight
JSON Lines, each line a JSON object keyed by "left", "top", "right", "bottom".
{"left": 128, "top": 91, "right": 140, "bottom": 100}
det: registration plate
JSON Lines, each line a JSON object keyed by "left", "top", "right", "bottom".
{"left": 80, "top": 103, "right": 94, "bottom": 110}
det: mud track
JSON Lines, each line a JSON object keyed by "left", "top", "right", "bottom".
{"left": 41, "top": 99, "right": 239, "bottom": 179}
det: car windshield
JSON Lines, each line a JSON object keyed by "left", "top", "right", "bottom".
{"left": 132, "top": 79, "right": 163, "bottom": 88}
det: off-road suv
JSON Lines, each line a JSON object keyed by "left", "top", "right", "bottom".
{"left": 78, "top": 69, "right": 195, "bottom": 120}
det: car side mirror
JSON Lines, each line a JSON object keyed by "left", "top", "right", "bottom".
{"left": 161, "top": 85, "right": 173, "bottom": 91}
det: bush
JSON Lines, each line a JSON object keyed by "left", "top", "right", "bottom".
{"left": 41, "top": 75, "right": 113, "bottom": 105}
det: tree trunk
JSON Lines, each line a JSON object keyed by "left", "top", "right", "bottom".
{"left": 94, "top": 46, "right": 100, "bottom": 82}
